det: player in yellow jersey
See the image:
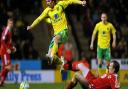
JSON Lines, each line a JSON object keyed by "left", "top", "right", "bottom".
{"left": 90, "top": 12, "right": 116, "bottom": 76}
{"left": 27, "top": 0, "right": 86, "bottom": 67}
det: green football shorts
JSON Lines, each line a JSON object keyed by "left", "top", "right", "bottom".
{"left": 49, "top": 29, "right": 68, "bottom": 48}
{"left": 97, "top": 46, "right": 111, "bottom": 61}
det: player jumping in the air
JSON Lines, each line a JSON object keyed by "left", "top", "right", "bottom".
{"left": 66, "top": 60, "right": 120, "bottom": 89}
{"left": 27, "top": 0, "right": 86, "bottom": 67}
{"left": 0, "top": 18, "right": 16, "bottom": 86}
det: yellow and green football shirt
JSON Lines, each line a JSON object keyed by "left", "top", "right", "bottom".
{"left": 31, "top": 0, "right": 81, "bottom": 35}
{"left": 93, "top": 21, "right": 116, "bottom": 48}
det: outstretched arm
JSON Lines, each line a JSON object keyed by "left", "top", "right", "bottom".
{"left": 27, "top": 7, "right": 50, "bottom": 30}
{"left": 58, "top": 0, "right": 86, "bottom": 9}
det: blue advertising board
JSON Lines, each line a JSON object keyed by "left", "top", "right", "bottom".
{"left": 0, "top": 59, "right": 42, "bottom": 71}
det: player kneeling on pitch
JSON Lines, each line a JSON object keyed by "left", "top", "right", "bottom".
{"left": 66, "top": 60, "right": 120, "bottom": 89}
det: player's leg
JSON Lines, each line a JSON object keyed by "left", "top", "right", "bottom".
{"left": 66, "top": 71, "right": 80, "bottom": 89}
{"left": 46, "top": 37, "right": 61, "bottom": 65}
{"left": 52, "top": 28, "right": 68, "bottom": 59}
{"left": 59, "top": 29, "right": 69, "bottom": 70}
{"left": 66, "top": 72, "right": 88, "bottom": 89}
{"left": 46, "top": 48, "right": 52, "bottom": 58}
{"left": 66, "top": 63, "right": 95, "bottom": 89}
{"left": 47, "top": 37, "right": 55, "bottom": 64}
{"left": 51, "top": 35, "right": 60, "bottom": 58}
{"left": 65, "top": 62, "right": 79, "bottom": 89}
{"left": 47, "top": 35, "right": 63, "bottom": 65}
{"left": 97, "top": 46, "right": 103, "bottom": 76}
{"left": 105, "top": 48, "right": 111, "bottom": 73}
{"left": 64, "top": 61, "right": 89, "bottom": 71}
{"left": 0, "top": 53, "right": 11, "bottom": 85}
{"left": 76, "top": 63, "right": 96, "bottom": 89}
{"left": 75, "top": 72, "right": 88, "bottom": 89}
{"left": 66, "top": 80, "right": 77, "bottom": 89}
{"left": 53, "top": 29, "right": 68, "bottom": 67}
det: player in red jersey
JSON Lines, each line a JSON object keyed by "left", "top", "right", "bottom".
{"left": 66, "top": 60, "right": 120, "bottom": 89}
{"left": 0, "top": 18, "right": 16, "bottom": 86}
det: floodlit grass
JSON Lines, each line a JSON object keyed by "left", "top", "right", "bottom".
{"left": 0, "top": 83, "right": 127, "bottom": 89}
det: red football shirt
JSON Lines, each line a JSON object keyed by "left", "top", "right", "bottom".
{"left": 91, "top": 73, "right": 119, "bottom": 89}
{"left": 0, "top": 27, "right": 12, "bottom": 55}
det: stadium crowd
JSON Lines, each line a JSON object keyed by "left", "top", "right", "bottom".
{"left": 0, "top": 0, "right": 128, "bottom": 60}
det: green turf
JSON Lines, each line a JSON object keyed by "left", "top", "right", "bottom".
{"left": 0, "top": 83, "right": 127, "bottom": 89}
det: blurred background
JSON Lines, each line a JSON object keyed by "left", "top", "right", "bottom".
{"left": 0, "top": 0, "right": 128, "bottom": 89}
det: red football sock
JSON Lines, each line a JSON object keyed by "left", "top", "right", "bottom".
{"left": 63, "top": 64, "right": 69, "bottom": 70}
{"left": 72, "top": 61, "right": 79, "bottom": 71}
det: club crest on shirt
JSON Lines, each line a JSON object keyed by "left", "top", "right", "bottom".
{"left": 54, "top": 14, "right": 59, "bottom": 19}
{"left": 102, "top": 31, "right": 106, "bottom": 35}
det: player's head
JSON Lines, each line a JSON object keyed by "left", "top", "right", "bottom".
{"left": 101, "top": 12, "right": 108, "bottom": 23}
{"left": 46, "top": 0, "right": 56, "bottom": 8}
{"left": 109, "top": 60, "right": 120, "bottom": 74}
{"left": 7, "top": 18, "right": 14, "bottom": 29}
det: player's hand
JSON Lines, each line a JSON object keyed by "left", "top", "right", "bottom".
{"left": 27, "top": 26, "right": 32, "bottom": 30}
{"left": 112, "top": 41, "right": 116, "bottom": 48}
{"left": 115, "top": 80, "right": 120, "bottom": 88}
{"left": 12, "top": 46, "right": 16, "bottom": 53}
{"left": 90, "top": 44, "right": 94, "bottom": 50}
{"left": 7, "top": 49, "right": 11, "bottom": 54}
{"left": 81, "top": 0, "right": 86, "bottom": 6}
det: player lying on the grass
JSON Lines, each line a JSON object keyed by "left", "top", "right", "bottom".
{"left": 0, "top": 18, "right": 16, "bottom": 86}
{"left": 27, "top": 0, "right": 86, "bottom": 68}
{"left": 66, "top": 60, "right": 120, "bottom": 89}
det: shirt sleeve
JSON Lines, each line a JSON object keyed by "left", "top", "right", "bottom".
{"left": 110, "top": 24, "right": 116, "bottom": 35}
{"left": 31, "top": 7, "right": 50, "bottom": 28}
{"left": 1, "top": 29, "right": 13, "bottom": 49}
{"left": 110, "top": 75, "right": 120, "bottom": 89}
{"left": 57, "top": 0, "right": 81, "bottom": 9}
{"left": 92, "top": 24, "right": 98, "bottom": 36}
{"left": 2, "top": 28, "right": 9, "bottom": 41}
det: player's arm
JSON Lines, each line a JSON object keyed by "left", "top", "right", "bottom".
{"left": 58, "top": 0, "right": 86, "bottom": 9}
{"left": 1, "top": 29, "right": 13, "bottom": 54}
{"left": 110, "top": 75, "right": 120, "bottom": 89}
{"left": 111, "top": 24, "right": 116, "bottom": 48}
{"left": 27, "top": 7, "right": 49, "bottom": 30}
{"left": 90, "top": 24, "right": 98, "bottom": 50}
{"left": 1, "top": 28, "right": 8, "bottom": 45}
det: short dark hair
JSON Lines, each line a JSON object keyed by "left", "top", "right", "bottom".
{"left": 111, "top": 60, "right": 120, "bottom": 73}
{"left": 8, "top": 18, "right": 13, "bottom": 22}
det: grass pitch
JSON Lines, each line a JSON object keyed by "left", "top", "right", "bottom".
{"left": 0, "top": 83, "right": 127, "bottom": 89}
